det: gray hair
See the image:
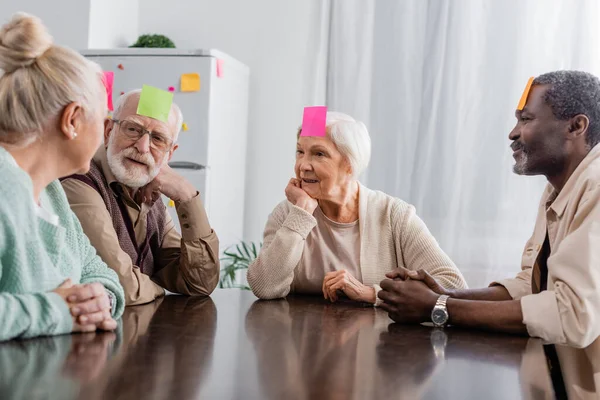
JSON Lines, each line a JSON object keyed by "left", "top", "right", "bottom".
{"left": 0, "top": 13, "right": 105, "bottom": 146}
{"left": 113, "top": 89, "right": 184, "bottom": 143}
{"left": 325, "top": 111, "right": 372, "bottom": 177}
{"left": 534, "top": 70, "right": 600, "bottom": 148}
{"left": 297, "top": 112, "right": 372, "bottom": 177}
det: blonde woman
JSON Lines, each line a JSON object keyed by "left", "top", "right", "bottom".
{"left": 0, "top": 13, "right": 125, "bottom": 341}
{"left": 247, "top": 112, "right": 467, "bottom": 304}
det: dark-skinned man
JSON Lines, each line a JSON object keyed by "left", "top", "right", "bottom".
{"left": 378, "top": 70, "right": 600, "bottom": 398}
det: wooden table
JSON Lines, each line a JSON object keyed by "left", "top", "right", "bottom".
{"left": 0, "top": 289, "right": 558, "bottom": 399}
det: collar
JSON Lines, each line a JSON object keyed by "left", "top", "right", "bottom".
{"left": 545, "top": 144, "right": 600, "bottom": 217}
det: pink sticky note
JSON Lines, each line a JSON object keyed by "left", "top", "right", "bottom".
{"left": 216, "top": 59, "right": 224, "bottom": 78}
{"left": 168, "top": 86, "right": 175, "bottom": 92}
{"left": 300, "top": 106, "right": 327, "bottom": 137}
{"left": 102, "top": 71, "right": 114, "bottom": 111}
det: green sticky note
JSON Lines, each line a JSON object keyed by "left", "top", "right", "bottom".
{"left": 136, "top": 84, "right": 173, "bottom": 122}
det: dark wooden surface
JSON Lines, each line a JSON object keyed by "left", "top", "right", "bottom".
{"left": 0, "top": 289, "right": 557, "bottom": 400}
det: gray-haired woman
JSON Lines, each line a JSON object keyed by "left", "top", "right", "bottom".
{"left": 247, "top": 112, "right": 467, "bottom": 305}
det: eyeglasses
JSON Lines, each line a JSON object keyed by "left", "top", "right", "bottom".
{"left": 112, "top": 119, "right": 173, "bottom": 153}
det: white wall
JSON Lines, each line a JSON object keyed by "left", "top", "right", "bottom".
{"left": 0, "top": 0, "right": 90, "bottom": 49}
{"left": 0, "top": 0, "right": 139, "bottom": 49}
{"left": 88, "top": 0, "right": 139, "bottom": 48}
{"left": 139, "top": 0, "right": 327, "bottom": 242}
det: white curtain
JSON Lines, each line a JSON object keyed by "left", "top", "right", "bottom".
{"left": 326, "top": 0, "right": 600, "bottom": 287}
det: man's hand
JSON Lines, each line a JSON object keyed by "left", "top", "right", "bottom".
{"left": 53, "top": 280, "right": 117, "bottom": 332}
{"left": 322, "top": 270, "right": 376, "bottom": 304}
{"left": 378, "top": 278, "right": 440, "bottom": 323}
{"left": 285, "top": 178, "right": 318, "bottom": 214}
{"left": 386, "top": 267, "right": 453, "bottom": 296}
{"left": 140, "top": 163, "right": 197, "bottom": 205}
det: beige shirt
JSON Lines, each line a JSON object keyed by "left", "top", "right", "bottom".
{"left": 61, "top": 148, "right": 220, "bottom": 306}
{"left": 292, "top": 206, "right": 361, "bottom": 294}
{"left": 247, "top": 183, "right": 467, "bottom": 303}
{"left": 493, "top": 144, "right": 600, "bottom": 396}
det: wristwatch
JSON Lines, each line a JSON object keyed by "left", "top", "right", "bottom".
{"left": 431, "top": 294, "right": 450, "bottom": 327}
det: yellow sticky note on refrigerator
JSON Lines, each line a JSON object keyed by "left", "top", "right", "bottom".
{"left": 517, "top": 77, "right": 534, "bottom": 110}
{"left": 181, "top": 73, "right": 200, "bottom": 92}
{"left": 168, "top": 199, "right": 175, "bottom": 207}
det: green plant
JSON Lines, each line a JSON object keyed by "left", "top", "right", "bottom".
{"left": 130, "top": 34, "right": 176, "bottom": 48}
{"left": 219, "top": 241, "right": 262, "bottom": 289}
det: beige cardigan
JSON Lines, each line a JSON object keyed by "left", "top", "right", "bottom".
{"left": 247, "top": 183, "right": 467, "bottom": 302}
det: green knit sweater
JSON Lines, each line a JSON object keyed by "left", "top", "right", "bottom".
{"left": 0, "top": 147, "right": 125, "bottom": 341}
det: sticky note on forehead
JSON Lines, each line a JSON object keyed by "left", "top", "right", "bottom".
{"left": 517, "top": 77, "right": 534, "bottom": 111}
{"left": 101, "top": 71, "right": 114, "bottom": 111}
{"left": 300, "top": 106, "right": 327, "bottom": 137}
{"left": 136, "top": 84, "right": 173, "bottom": 123}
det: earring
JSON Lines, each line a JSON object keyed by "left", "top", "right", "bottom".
{"left": 72, "top": 132, "right": 78, "bottom": 140}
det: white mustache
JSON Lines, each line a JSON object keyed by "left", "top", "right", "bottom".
{"left": 121, "top": 148, "right": 154, "bottom": 167}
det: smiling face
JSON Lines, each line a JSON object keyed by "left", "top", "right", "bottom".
{"left": 295, "top": 135, "right": 353, "bottom": 200}
{"left": 509, "top": 84, "right": 570, "bottom": 176}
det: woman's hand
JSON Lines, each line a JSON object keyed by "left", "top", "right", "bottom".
{"left": 322, "top": 270, "right": 376, "bottom": 304}
{"left": 53, "top": 279, "right": 118, "bottom": 333}
{"left": 285, "top": 178, "right": 318, "bottom": 214}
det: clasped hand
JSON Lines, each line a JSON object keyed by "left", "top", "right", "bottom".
{"left": 53, "top": 279, "right": 117, "bottom": 333}
{"left": 378, "top": 267, "right": 451, "bottom": 323}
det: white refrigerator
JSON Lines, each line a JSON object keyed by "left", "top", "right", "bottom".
{"left": 82, "top": 49, "right": 250, "bottom": 252}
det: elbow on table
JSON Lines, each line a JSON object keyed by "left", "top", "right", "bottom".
{"left": 247, "top": 272, "right": 288, "bottom": 300}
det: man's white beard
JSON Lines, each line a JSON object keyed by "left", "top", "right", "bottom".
{"left": 107, "top": 136, "right": 161, "bottom": 188}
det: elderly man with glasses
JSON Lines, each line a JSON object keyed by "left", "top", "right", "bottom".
{"left": 61, "top": 90, "right": 219, "bottom": 305}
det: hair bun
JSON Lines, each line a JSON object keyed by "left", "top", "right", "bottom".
{"left": 0, "top": 12, "right": 53, "bottom": 74}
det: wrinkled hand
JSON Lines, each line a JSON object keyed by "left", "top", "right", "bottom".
{"left": 285, "top": 178, "right": 318, "bottom": 214}
{"left": 53, "top": 279, "right": 117, "bottom": 332}
{"left": 386, "top": 267, "right": 452, "bottom": 296}
{"left": 63, "top": 331, "right": 116, "bottom": 382}
{"left": 139, "top": 163, "right": 197, "bottom": 205}
{"left": 378, "top": 277, "right": 439, "bottom": 323}
{"left": 322, "top": 270, "right": 376, "bottom": 304}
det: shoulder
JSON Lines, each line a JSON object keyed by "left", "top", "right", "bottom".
{"left": 359, "top": 184, "right": 414, "bottom": 221}
{"left": 61, "top": 177, "right": 107, "bottom": 209}
{"left": 0, "top": 161, "right": 29, "bottom": 197}
{"left": 0, "top": 163, "right": 34, "bottom": 227}
{"left": 43, "top": 180, "right": 82, "bottom": 227}
{"left": 579, "top": 153, "right": 600, "bottom": 191}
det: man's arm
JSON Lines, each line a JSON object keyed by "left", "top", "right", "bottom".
{"left": 449, "top": 182, "right": 600, "bottom": 346}
{"left": 385, "top": 266, "right": 519, "bottom": 301}
{"left": 519, "top": 182, "right": 600, "bottom": 347}
{"left": 62, "top": 178, "right": 165, "bottom": 306}
{"left": 152, "top": 193, "right": 220, "bottom": 296}
{"left": 446, "top": 298, "right": 526, "bottom": 334}
{"left": 379, "top": 266, "right": 531, "bottom": 334}
{"left": 449, "top": 286, "right": 513, "bottom": 301}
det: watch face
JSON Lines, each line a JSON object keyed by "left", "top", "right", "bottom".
{"left": 432, "top": 308, "right": 448, "bottom": 326}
